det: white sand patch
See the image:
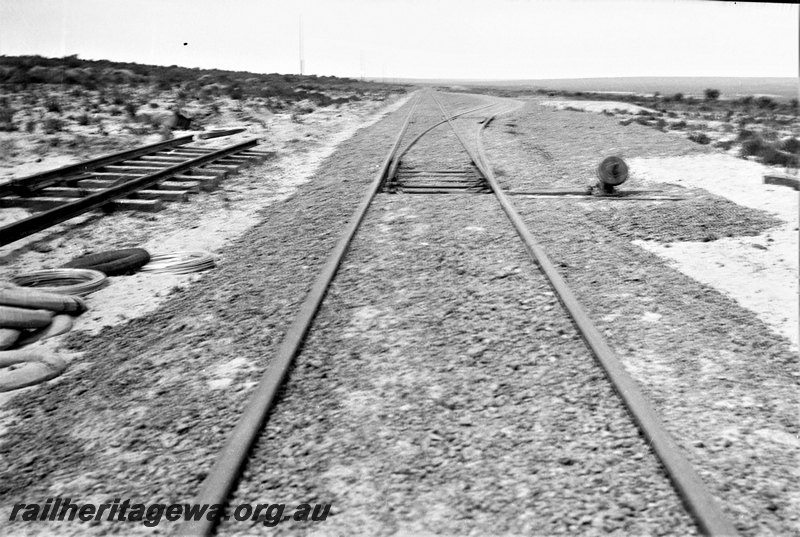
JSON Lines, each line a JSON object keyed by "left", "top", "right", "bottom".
{"left": 0, "top": 94, "right": 415, "bottom": 411}
{"left": 629, "top": 154, "right": 798, "bottom": 349}
{"left": 540, "top": 100, "right": 658, "bottom": 115}
{"left": 1, "top": 94, "right": 414, "bottom": 336}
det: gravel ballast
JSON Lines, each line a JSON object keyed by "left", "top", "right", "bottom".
{"left": 0, "top": 95, "right": 422, "bottom": 536}
{"left": 0, "top": 92, "right": 795, "bottom": 537}
{"left": 219, "top": 190, "right": 697, "bottom": 536}
{"left": 482, "top": 99, "right": 799, "bottom": 536}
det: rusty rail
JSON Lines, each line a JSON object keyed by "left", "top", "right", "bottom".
{"left": 176, "top": 93, "right": 421, "bottom": 536}
{"left": 431, "top": 93, "right": 739, "bottom": 537}
{"left": 0, "top": 135, "right": 195, "bottom": 197}
{"left": 0, "top": 138, "right": 258, "bottom": 247}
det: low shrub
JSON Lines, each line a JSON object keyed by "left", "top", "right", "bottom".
{"left": 669, "top": 120, "right": 687, "bottom": 130}
{"left": 0, "top": 138, "right": 17, "bottom": 159}
{"left": 42, "top": 116, "right": 63, "bottom": 133}
{"left": 688, "top": 132, "right": 711, "bottom": 145}
{"left": 740, "top": 136, "right": 768, "bottom": 157}
{"left": 66, "top": 134, "right": 89, "bottom": 150}
{"left": 44, "top": 97, "right": 61, "bottom": 113}
{"left": 124, "top": 102, "right": 138, "bottom": 118}
{"left": 759, "top": 146, "right": 798, "bottom": 167}
{"left": 781, "top": 137, "right": 800, "bottom": 153}
{"left": 714, "top": 139, "right": 734, "bottom": 150}
{"left": 761, "top": 129, "right": 779, "bottom": 141}
{"left": 756, "top": 96, "right": 775, "bottom": 109}
{"left": 0, "top": 105, "right": 16, "bottom": 131}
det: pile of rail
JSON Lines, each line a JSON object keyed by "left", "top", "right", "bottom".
{"left": 0, "top": 136, "right": 272, "bottom": 247}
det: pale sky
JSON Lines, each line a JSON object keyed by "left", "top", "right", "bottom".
{"left": 0, "top": 0, "right": 797, "bottom": 80}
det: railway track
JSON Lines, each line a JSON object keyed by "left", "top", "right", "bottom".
{"left": 176, "top": 91, "right": 737, "bottom": 536}
{"left": 0, "top": 135, "right": 272, "bottom": 247}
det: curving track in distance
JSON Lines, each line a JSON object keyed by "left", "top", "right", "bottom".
{"left": 178, "top": 90, "right": 737, "bottom": 536}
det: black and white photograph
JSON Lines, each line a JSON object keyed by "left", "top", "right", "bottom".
{"left": 0, "top": 0, "right": 798, "bottom": 535}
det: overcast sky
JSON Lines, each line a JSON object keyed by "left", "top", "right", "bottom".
{"left": 0, "top": 0, "right": 797, "bottom": 80}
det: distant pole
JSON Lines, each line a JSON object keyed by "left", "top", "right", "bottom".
{"left": 360, "top": 50, "right": 364, "bottom": 81}
{"left": 299, "top": 15, "right": 304, "bottom": 75}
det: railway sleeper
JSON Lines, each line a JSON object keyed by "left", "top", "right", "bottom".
{"left": 89, "top": 171, "right": 225, "bottom": 188}
{"left": 74, "top": 178, "right": 200, "bottom": 192}
{"left": 162, "top": 147, "right": 215, "bottom": 155}
{"left": 0, "top": 196, "right": 163, "bottom": 212}
{"left": 400, "top": 169, "right": 476, "bottom": 175}
{"left": 396, "top": 187, "right": 490, "bottom": 194}
{"left": 398, "top": 178, "right": 479, "bottom": 184}
{"left": 398, "top": 182, "right": 483, "bottom": 189}
{"left": 113, "top": 161, "right": 187, "bottom": 170}
{"left": 103, "top": 165, "right": 169, "bottom": 173}
{"left": 201, "top": 163, "right": 241, "bottom": 172}
{"left": 39, "top": 187, "right": 192, "bottom": 202}
{"left": 238, "top": 150, "right": 276, "bottom": 161}
{"left": 137, "top": 155, "right": 195, "bottom": 163}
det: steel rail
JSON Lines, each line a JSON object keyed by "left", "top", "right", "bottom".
{"left": 0, "top": 135, "right": 196, "bottom": 197}
{"left": 429, "top": 93, "right": 738, "bottom": 537}
{"left": 386, "top": 102, "right": 497, "bottom": 181}
{"left": 0, "top": 138, "right": 259, "bottom": 247}
{"left": 176, "top": 92, "right": 421, "bottom": 537}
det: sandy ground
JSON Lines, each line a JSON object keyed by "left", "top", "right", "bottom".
{"left": 629, "top": 154, "right": 799, "bottom": 350}
{"left": 0, "top": 92, "right": 411, "bottom": 408}
{"left": 540, "top": 99, "right": 658, "bottom": 115}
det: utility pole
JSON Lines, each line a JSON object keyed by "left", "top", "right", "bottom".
{"left": 299, "top": 15, "right": 304, "bottom": 75}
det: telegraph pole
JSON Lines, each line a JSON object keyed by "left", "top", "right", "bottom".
{"left": 299, "top": 16, "right": 305, "bottom": 75}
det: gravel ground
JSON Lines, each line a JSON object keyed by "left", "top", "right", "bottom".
{"left": 220, "top": 196, "right": 696, "bottom": 536}
{"left": 1, "top": 92, "right": 795, "bottom": 537}
{"left": 482, "top": 99, "right": 799, "bottom": 536}
{"left": 217, "top": 94, "right": 698, "bottom": 536}
{"left": 0, "top": 95, "right": 421, "bottom": 536}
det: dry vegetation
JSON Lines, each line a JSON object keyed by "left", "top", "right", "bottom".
{"left": 0, "top": 54, "right": 407, "bottom": 167}
{"left": 452, "top": 85, "right": 800, "bottom": 170}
